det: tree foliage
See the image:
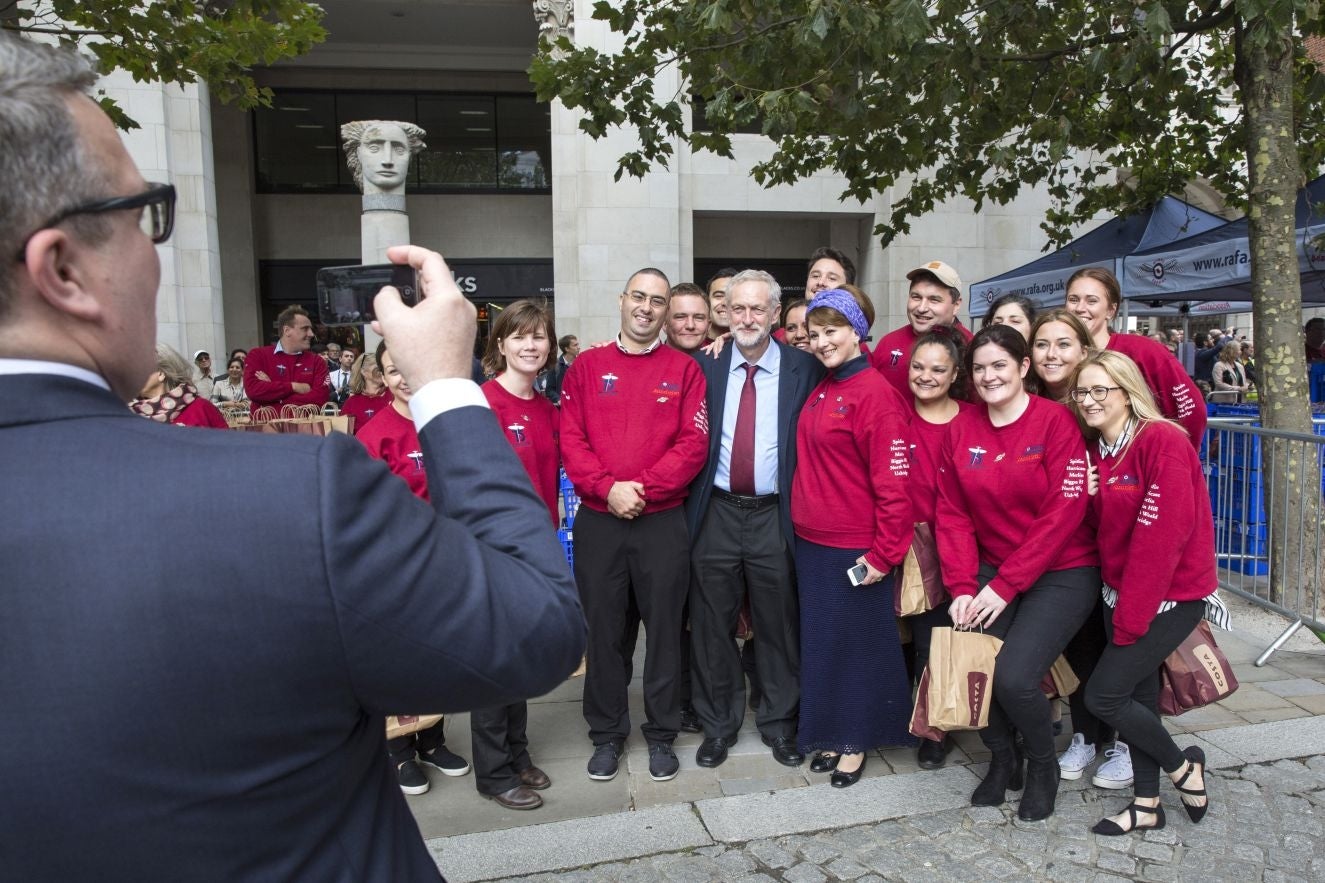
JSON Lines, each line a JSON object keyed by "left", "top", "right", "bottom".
{"left": 3, "top": 0, "right": 326, "bottom": 129}
{"left": 530, "top": 0, "right": 1325, "bottom": 248}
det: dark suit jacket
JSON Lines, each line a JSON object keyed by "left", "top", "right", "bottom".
{"left": 684, "top": 342, "right": 825, "bottom": 545}
{"left": 0, "top": 374, "right": 585, "bottom": 882}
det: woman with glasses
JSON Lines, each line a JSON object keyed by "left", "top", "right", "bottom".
{"left": 1067, "top": 350, "right": 1220, "bottom": 835}
{"left": 793, "top": 288, "right": 915, "bottom": 788}
{"left": 1064, "top": 268, "right": 1205, "bottom": 446}
{"left": 936, "top": 324, "right": 1100, "bottom": 821}
{"left": 130, "top": 343, "right": 227, "bottom": 429}
{"left": 340, "top": 353, "right": 390, "bottom": 435}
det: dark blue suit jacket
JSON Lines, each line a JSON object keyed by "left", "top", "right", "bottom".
{"left": 684, "top": 342, "right": 825, "bottom": 545}
{"left": 0, "top": 374, "right": 585, "bottom": 882}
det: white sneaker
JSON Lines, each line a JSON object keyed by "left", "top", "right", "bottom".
{"left": 1057, "top": 733, "right": 1097, "bottom": 780}
{"left": 1092, "top": 741, "right": 1134, "bottom": 789}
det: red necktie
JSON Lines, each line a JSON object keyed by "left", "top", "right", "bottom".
{"left": 730, "top": 363, "right": 757, "bottom": 495}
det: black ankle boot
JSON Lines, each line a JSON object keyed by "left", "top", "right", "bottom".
{"left": 972, "top": 745, "right": 1024, "bottom": 806}
{"left": 1017, "top": 758, "right": 1061, "bottom": 821}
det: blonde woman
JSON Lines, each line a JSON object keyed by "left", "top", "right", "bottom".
{"left": 340, "top": 352, "right": 391, "bottom": 434}
{"left": 1212, "top": 342, "right": 1250, "bottom": 403}
{"left": 130, "top": 343, "right": 227, "bottom": 429}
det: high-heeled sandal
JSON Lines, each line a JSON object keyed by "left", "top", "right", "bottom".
{"left": 1173, "top": 745, "right": 1209, "bottom": 823}
{"left": 1091, "top": 801, "right": 1166, "bottom": 836}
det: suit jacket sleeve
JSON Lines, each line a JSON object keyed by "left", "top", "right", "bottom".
{"left": 321, "top": 407, "right": 586, "bottom": 712}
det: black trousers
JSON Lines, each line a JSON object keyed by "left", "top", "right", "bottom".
{"left": 689, "top": 495, "right": 800, "bottom": 741}
{"left": 470, "top": 703, "right": 531, "bottom": 796}
{"left": 386, "top": 718, "right": 451, "bottom": 765}
{"left": 977, "top": 564, "right": 1100, "bottom": 764}
{"left": 1062, "top": 597, "right": 1115, "bottom": 746}
{"left": 574, "top": 506, "right": 689, "bottom": 745}
{"left": 1086, "top": 601, "right": 1204, "bottom": 797}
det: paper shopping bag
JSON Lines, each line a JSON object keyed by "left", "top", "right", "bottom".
{"left": 924, "top": 627, "right": 1003, "bottom": 731}
{"left": 1158, "top": 620, "right": 1238, "bottom": 715}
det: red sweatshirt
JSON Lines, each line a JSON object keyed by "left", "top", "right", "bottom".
{"left": 357, "top": 405, "right": 429, "bottom": 501}
{"left": 1092, "top": 420, "right": 1216, "bottom": 645}
{"left": 907, "top": 400, "right": 975, "bottom": 526}
{"left": 791, "top": 358, "right": 914, "bottom": 571}
{"left": 1105, "top": 333, "right": 1205, "bottom": 447}
{"left": 869, "top": 321, "right": 974, "bottom": 404}
{"left": 559, "top": 341, "right": 708, "bottom": 514}
{"left": 244, "top": 344, "right": 329, "bottom": 416}
{"left": 174, "top": 397, "right": 228, "bottom": 429}
{"left": 341, "top": 389, "right": 392, "bottom": 435}
{"left": 936, "top": 394, "right": 1098, "bottom": 600}
{"left": 483, "top": 378, "right": 561, "bottom": 525}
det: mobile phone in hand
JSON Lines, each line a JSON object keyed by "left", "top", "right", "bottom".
{"left": 846, "top": 563, "right": 869, "bottom": 586}
{"left": 316, "top": 263, "right": 419, "bottom": 326}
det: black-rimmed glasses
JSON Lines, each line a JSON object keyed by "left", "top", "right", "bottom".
{"left": 1068, "top": 385, "right": 1123, "bottom": 403}
{"left": 14, "top": 182, "right": 176, "bottom": 261}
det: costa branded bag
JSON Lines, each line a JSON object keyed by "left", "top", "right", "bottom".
{"left": 385, "top": 714, "right": 443, "bottom": 740}
{"left": 908, "top": 626, "right": 1003, "bottom": 739}
{"left": 895, "top": 522, "right": 945, "bottom": 616}
{"left": 1158, "top": 619, "right": 1239, "bottom": 715}
{"left": 1040, "top": 654, "right": 1080, "bottom": 700}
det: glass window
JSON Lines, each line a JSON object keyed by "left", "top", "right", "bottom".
{"left": 254, "top": 92, "right": 341, "bottom": 191}
{"left": 416, "top": 96, "right": 499, "bottom": 189}
{"left": 496, "top": 96, "right": 551, "bottom": 189}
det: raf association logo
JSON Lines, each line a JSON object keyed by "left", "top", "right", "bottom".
{"left": 653, "top": 379, "right": 680, "bottom": 404}
{"left": 967, "top": 446, "right": 987, "bottom": 468}
{"left": 600, "top": 373, "right": 619, "bottom": 395}
{"left": 1107, "top": 472, "right": 1141, "bottom": 491}
{"left": 507, "top": 422, "right": 529, "bottom": 445}
{"left": 889, "top": 349, "right": 904, "bottom": 367}
{"left": 407, "top": 450, "right": 425, "bottom": 473}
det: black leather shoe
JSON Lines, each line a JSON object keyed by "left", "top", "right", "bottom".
{"left": 484, "top": 785, "right": 543, "bottom": 810}
{"left": 917, "top": 736, "right": 951, "bottom": 770}
{"left": 695, "top": 736, "right": 732, "bottom": 768}
{"left": 830, "top": 753, "right": 866, "bottom": 788}
{"left": 810, "top": 751, "right": 840, "bottom": 773}
{"left": 761, "top": 734, "right": 804, "bottom": 767}
{"left": 971, "top": 745, "right": 1025, "bottom": 807}
{"left": 1017, "top": 758, "right": 1061, "bottom": 821}
{"left": 679, "top": 704, "right": 702, "bottom": 734}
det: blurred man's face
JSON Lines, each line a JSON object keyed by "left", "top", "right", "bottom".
{"left": 280, "top": 315, "right": 314, "bottom": 353}
{"left": 706, "top": 276, "right": 732, "bottom": 331}
{"left": 666, "top": 294, "right": 710, "bottom": 352}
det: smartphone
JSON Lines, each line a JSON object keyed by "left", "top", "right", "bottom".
{"left": 316, "top": 263, "right": 419, "bottom": 326}
{"left": 847, "top": 563, "right": 869, "bottom": 586}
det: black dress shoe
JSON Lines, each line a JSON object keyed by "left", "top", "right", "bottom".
{"left": 761, "top": 734, "right": 805, "bottom": 767}
{"left": 484, "top": 785, "right": 543, "bottom": 810}
{"left": 695, "top": 736, "right": 732, "bottom": 768}
{"left": 517, "top": 766, "right": 551, "bottom": 790}
{"left": 830, "top": 753, "right": 866, "bottom": 788}
{"left": 679, "top": 704, "right": 702, "bottom": 734}
{"left": 917, "top": 736, "right": 951, "bottom": 770}
{"left": 810, "top": 751, "right": 840, "bottom": 773}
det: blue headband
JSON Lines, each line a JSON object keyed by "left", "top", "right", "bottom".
{"left": 809, "top": 289, "right": 869, "bottom": 341}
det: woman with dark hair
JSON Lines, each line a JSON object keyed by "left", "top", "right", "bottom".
{"left": 982, "top": 293, "right": 1036, "bottom": 341}
{"left": 1029, "top": 309, "right": 1094, "bottom": 403}
{"left": 130, "top": 343, "right": 228, "bottom": 429}
{"left": 904, "top": 327, "right": 971, "bottom": 769}
{"left": 792, "top": 288, "right": 914, "bottom": 788}
{"left": 781, "top": 298, "right": 810, "bottom": 350}
{"left": 936, "top": 323, "right": 1100, "bottom": 821}
{"left": 1064, "top": 268, "right": 1205, "bottom": 444}
{"left": 1068, "top": 350, "right": 1222, "bottom": 834}
{"left": 340, "top": 352, "right": 391, "bottom": 434}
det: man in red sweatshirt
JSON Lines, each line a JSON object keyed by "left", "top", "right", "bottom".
{"left": 870, "top": 260, "right": 974, "bottom": 402}
{"left": 245, "top": 306, "right": 329, "bottom": 416}
{"left": 559, "top": 268, "right": 709, "bottom": 785}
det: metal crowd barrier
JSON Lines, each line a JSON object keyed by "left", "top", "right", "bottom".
{"left": 1203, "top": 415, "right": 1325, "bottom": 664}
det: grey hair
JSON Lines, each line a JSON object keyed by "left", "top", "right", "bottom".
{"left": 727, "top": 269, "right": 782, "bottom": 309}
{"left": 154, "top": 343, "right": 195, "bottom": 389}
{"left": 0, "top": 33, "right": 113, "bottom": 314}
{"left": 340, "top": 120, "right": 427, "bottom": 189}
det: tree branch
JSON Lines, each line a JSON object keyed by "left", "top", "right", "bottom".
{"left": 997, "top": 2, "right": 1235, "bottom": 63}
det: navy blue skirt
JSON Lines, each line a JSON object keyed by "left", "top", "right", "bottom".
{"left": 795, "top": 538, "right": 916, "bottom": 754}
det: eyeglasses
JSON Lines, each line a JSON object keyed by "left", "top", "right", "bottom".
{"left": 1068, "top": 385, "right": 1123, "bottom": 403}
{"left": 14, "top": 182, "right": 176, "bottom": 261}
{"left": 625, "top": 290, "right": 669, "bottom": 309}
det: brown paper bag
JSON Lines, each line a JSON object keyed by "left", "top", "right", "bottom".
{"left": 924, "top": 626, "right": 1003, "bottom": 731}
{"left": 385, "top": 713, "right": 443, "bottom": 740}
{"left": 895, "top": 522, "right": 945, "bottom": 616}
{"left": 1158, "top": 620, "right": 1238, "bottom": 715}
{"left": 908, "top": 666, "right": 944, "bottom": 741}
{"left": 239, "top": 405, "right": 280, "bottom": 433}
{"left": 1040, "top": 654, "right": 1080, "bottom": 700}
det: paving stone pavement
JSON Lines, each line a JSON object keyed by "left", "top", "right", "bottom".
{"left": 482, "top": 754, "right": 1325, "bottom": 882}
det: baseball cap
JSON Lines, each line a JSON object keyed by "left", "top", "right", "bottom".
{"left": 192, "top": 350, "right": 210, "bottom": 361}
{"left": 906, "top": 260, "right": 962, "bottom": 292}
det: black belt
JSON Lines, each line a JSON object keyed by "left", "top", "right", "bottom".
{"left": 712, "top": 487, "right": 778, "bottom": 509}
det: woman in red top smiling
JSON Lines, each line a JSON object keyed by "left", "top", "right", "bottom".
{"left": 936, "top": 323, "right": 1100, "bottom": 821}
{"left": 1068, "top": 350, "right": 1221, "bottom": 835}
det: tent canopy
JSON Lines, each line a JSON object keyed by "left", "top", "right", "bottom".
{"left": 1122, "top": 174, "right": 1325, "bottom": 304}
{"left": 968, "top": 197, "right": 1226, "bottom": 317}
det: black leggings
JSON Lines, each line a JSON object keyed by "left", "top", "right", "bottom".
{"left": 977, "top": 565, "right": 1100, "bottom": 764}
{"left": 1085, "top": 601, "right": 1204, "bottom": 798}
{"left": 1063, "top": 598, "right": 1115, "bottom": 746}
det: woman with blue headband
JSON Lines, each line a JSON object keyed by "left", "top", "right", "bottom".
{"left": 790, "top": 287, "right": 916, "bottom": 788}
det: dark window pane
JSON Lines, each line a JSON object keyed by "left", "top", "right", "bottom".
{"left": 416, "top": 96, "right": 498, "bottom": 189}
{"left": 254, "top": 92, "right": 340, "bottom": 191}
{"left": 496, "top": 95, "right": 551, "bottom": 189}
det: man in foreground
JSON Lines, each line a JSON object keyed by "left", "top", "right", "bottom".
{"left": 0, "top": 33, "right": 584, "bottom": 882}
